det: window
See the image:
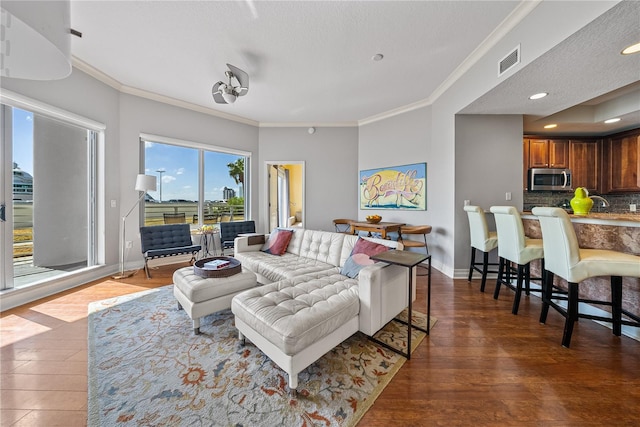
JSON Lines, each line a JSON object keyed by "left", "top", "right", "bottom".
{"left": 1, "top": 95, "right": 103, "bottom": 290}
{"left": 141, "top": 135, "right": 250, "bottom": 230}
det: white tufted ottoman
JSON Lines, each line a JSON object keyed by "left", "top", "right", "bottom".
{"left": 231, "top": 271, "right": 360, "bottom": 393}
{"left": 173, "top": 266, "right": 257, "bottom": 334}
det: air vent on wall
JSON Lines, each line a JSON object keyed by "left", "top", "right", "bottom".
{"left": 498, "top": 44, "right": 520, "bottom": 77}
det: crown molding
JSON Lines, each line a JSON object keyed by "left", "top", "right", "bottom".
{"left": 259, "top": 122, "right": 358, "bottom": 128}
{"left": 119, "top": 86, "right": 259, "bottom": 126}
{"left": 72, "top": 56, "right": 123, "bottom": 90}
{"left": 72, "top": 57, "right": 259, "bottom": 127}
{"left": 358, "top": 0, "right": 541, "bottom": 127}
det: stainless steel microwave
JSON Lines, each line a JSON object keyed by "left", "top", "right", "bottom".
{"left": 528, "top": 168, "right": 572, "bottom": 192}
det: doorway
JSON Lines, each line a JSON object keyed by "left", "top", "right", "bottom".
{"left": 265, "top": 161, "right": 304, "bottom": 231}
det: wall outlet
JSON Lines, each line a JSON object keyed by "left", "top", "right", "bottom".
{"left": 110, "top": 199, "right": 117, "bottom": 208}
{"left": 631, "top": 204, "right": 637, "bottom": 212}
{"left": 464, "top": 200, "right": 470, "bottom": 206}
{"left": 125, "top": 240, "right": 133, "bottom": 248}
{"left": 505, "top": 192, "right": 512, "bottom": 201}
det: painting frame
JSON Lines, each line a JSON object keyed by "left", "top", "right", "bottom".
{"left": 359, "top": 162, "right": 427, "bottom": 210}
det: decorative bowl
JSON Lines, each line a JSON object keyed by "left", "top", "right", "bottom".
{"left": 365, "top": 215, "right": 382, "bottom": 224}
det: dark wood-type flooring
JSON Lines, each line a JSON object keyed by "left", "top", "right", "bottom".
{"left": 2, "top": 262, "right": 639, "bottom": 426}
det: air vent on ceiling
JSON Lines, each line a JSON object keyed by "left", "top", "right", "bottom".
{"left": 498, "top": 44, "right": 520, "bottom": 77}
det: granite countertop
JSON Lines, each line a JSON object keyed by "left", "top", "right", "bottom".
{"left": 569, "top": 212, "right": 640, "bottom": 222}
{"left": 522, "top": 211, "right": 640, "bottom": 226}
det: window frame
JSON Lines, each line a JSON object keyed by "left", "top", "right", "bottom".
{"left": 0, "top": 89, "right": 105, "bottom": 290}
{"left": 139, "top": 133, "right": 251, "bottom": 229}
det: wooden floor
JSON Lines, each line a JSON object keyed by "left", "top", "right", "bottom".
{"left": 1, "top": 263, "right": 639, "bottom": 426}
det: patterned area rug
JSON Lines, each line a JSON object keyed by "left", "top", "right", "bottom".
{"left": 88, "top": 285, "right": 436, "bottom": 426}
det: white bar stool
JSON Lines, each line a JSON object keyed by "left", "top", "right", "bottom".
{"left": 490, "top": 206, "right": 544, "bottom": 315}
{"left": 532, "top": 207, "right": 640, "bottom": 347}
{"left": 463, "top": 206, "right": 499, "bottom": 292}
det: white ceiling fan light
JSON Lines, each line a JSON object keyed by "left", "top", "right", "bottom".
{"left": 212, "top": 63, "right": 249, "bottom": 104}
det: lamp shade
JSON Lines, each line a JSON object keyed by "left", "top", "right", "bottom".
{"left": 1, "top": 0, "right": 72, "bottom": 80}
{"left": 135, "top": 174, "right": 157, "bottom": 192}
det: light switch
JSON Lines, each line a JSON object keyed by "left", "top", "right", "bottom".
{"left": 505, "top": 192, "right": 512, "bottom": 201}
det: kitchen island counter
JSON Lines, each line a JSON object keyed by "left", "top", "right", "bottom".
{"left": 522, "top": 211, "right": 640, "bottom": 227}
{"left": 521, "top": 212, "right": 639, "bottom": 340}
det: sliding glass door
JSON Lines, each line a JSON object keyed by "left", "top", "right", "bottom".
{"left": 1, "top": 102, "right": 99, "bottom": 290}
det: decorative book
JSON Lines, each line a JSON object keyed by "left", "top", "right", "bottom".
{"left": 203, "top": 259, "right": 230, "bottom": 270}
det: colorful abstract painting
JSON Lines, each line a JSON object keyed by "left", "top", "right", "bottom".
{"left": 359, "top": 163, "right": 426, "bottom": 210}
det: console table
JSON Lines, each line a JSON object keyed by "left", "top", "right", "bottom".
{"left": 370, "top": 250, "right": 431, "bottom": 359}
{"left": 350, "top": 221, "right": 404, "bottom": 239}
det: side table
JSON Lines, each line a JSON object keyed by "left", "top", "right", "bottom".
{"left": 370, "top": 249, "right": 431, "bottom": 359}
{"left": 196, "top": 232, "right": 219, "bottom": 258}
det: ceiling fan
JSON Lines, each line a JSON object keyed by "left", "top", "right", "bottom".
{"left": 212, "top": 64, "right": 249, "bottom": 104}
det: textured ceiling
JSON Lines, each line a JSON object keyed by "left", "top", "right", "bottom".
{"left": 460, "top": 1, "right": 640, "bottom": 136}
{"left": 69, "top": 0, "right": 519, "bottom": 124}
{"left": 69, "top": 1, "right": 640, "bottom": 133}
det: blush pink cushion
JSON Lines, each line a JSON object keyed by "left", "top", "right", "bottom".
{"left": 340, "top": 238, "right": 389, "bottom": 278}
{"left": 261, "top": 228, "right": 294, "bottom": 256}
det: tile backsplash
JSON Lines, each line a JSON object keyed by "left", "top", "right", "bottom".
{"left": 523, "top": 191, "right": 640, "bottom": 213}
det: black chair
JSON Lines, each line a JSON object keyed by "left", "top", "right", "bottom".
{"left": 139, "top": 224, "right": 201, "bottom": 278}
{"left": 220, "top": 220, "right": 256, "bottom": 255}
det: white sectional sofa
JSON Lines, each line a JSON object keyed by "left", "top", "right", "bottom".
{"left": 231, "top": 228, "right": 413, "bottom": 392}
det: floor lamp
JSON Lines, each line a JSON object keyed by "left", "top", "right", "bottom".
{"left": 112, "top": 174, "right": 157, "bottom": 279}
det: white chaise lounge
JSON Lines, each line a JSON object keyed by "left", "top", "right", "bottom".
{"left": 231, "top": 228, "right": 413, "bottom": 392}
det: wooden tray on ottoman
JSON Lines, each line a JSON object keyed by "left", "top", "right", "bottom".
{"left": 193, "top": 256, "right": 241, "bottom": 278}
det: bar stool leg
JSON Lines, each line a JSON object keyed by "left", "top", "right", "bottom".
{"left": 468, "top": 247, "right": 476, "bottom": 282}
{"left": 524, "top": 263, "right": 531, "bottom": 296}
{"left": 494, "top": 257, "right": 505, "bottom": 299}
{"left": 512, "top": 264, "right": 525, "bottom": 315}
{"left": 611, "top": 276, "right": 623, "bottom": 337}
{"left": 539, "top": 270, "right": 553, "bottom": 323}
{"left": 480, "top": 251, "right": 490, "bottom": 292}
{"left": 562, "top": 282, "right": 579, "bottom": 348}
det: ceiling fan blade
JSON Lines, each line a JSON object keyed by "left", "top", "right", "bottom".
{"left": 227, "top": 63, "right": 249, "bottom": 95}
{"left": 212, "top": 81, "right": 227, "bottom": 104}
{"left": 235, "top": 87, "right": 248, "bottom": 94}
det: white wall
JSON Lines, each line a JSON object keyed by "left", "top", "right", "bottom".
{"left": 358, "top": 106, "right": 435, "bottom": 253}
{"left": 454, "top": 114, "right": 523, "bottom": 275}
{"left": 258, "top": 126, "right": 358, "bottom": 232}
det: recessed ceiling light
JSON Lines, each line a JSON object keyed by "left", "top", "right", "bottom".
{"left": 621, "top": 42, "right": 640, "bottom": 55}
{"left": 529, "top": 92, "right": 548, "bottom": 100}
{"left": 372, "top": 53, "right": 384, "bottom": 61}
{"left": 604, "top": 118, "right": 621, "bottom": 124}
{"left": 544, "top": 124, "right": 557, "bottom": 129}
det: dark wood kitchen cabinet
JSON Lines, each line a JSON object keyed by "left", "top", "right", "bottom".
{"left": 569, "top": 140, "right": 599, "bottom": 192}
{"left": 603, "top": 130, "right": 640, "bottom": 193}
{"left": 526, "top": 139, "right": 569, "bottom": 168}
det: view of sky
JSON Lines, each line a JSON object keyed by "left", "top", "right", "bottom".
{"left": 12, "top": 109, "right": 34, "bottom": 174}
{"left": 144, "top": 141, "right": 243, "bottom": 202}
{"left": 12, "top": 107, "right": 243, "bottom": 202}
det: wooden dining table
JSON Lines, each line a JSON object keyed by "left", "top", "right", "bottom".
{"left": 349, "top": 221, "right": 405, "bottom": 240}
